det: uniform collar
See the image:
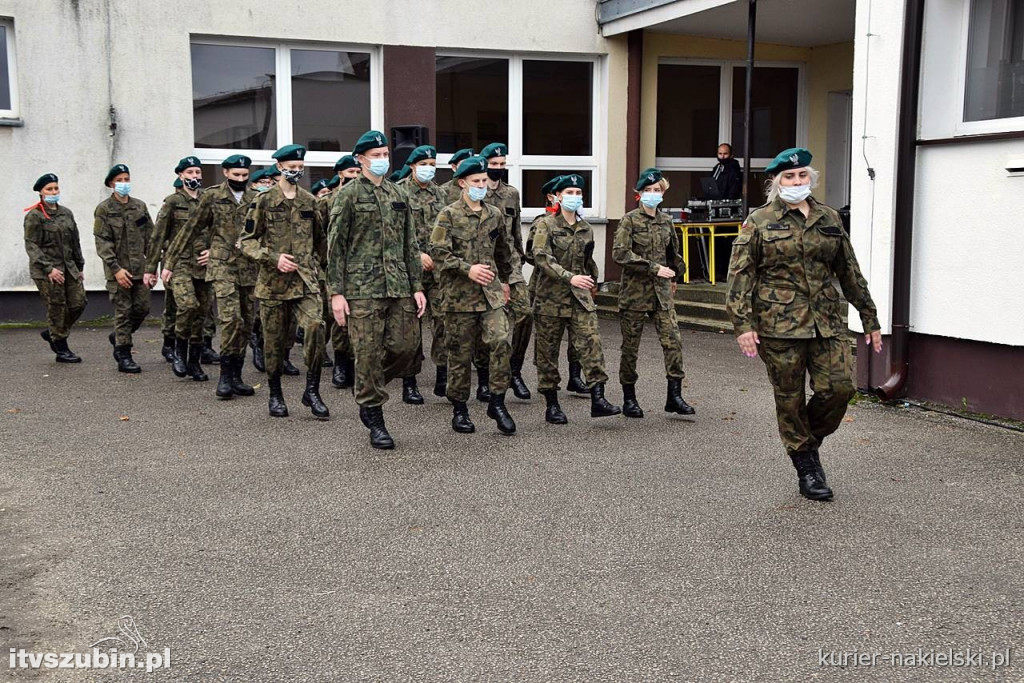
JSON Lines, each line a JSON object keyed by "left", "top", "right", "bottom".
{"left": 771, "top": 195, "right": 826, "bottom": 226}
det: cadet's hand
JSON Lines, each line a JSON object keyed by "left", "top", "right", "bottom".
{"left": 143, "top": 273, "right": 158, "bottom": 288}
{"left": 737, "top": 331, "right": 760, "bottom": 358}
{"left": 420, "top": 252, "right": 434, "bottom": 272}
{"left": 114, "top": 268, "right": 133, "bottom": 289}
{"left": 161, "top": 268, "right": 173, "bottom": 285}
{"left": 570, "top": 274, "right": 594, "bottom": 290}
{"left": 671, "top": 282, "right": 678, "bottom": 296}
{"left": 866, "top": 329, "right": 883, "bottom": 354}
{"left": 331, "top": 294, "right": 350, "bottom": 327}
{"left": 656, "top": 265, "right": 676, "bottom": 279}
{"left": 414, "top": 291, "right": 428, "bottom": 319}
{"left": 503, "top": 283, "right": 510, "bottom": 304}
{"left": 78, "top": 271, "right": 85, "bottom": 282}
{"left": 468, "top": 264, "right": 495, "bottom": 285}
{"left": 277, "top": 253, "right": 298, "bottom": 273}
{"left": 197, "top": 249, "right": 210, "bottom": 267}
{"left": 47, "top": 268, "right": 65, "bottom": 285}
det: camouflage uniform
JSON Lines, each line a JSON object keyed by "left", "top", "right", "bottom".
{"left": 439, "top": 179, "right": 462, "bottom": 205}
{"left": 612, "top": 207, "right": 687, "bottom": 384}
{"left": 24, "top": 204, "right": 87, "bottom": 340}
{"left": 485, "top": 182, "right": 530, "bottom": 339}
{"left": 241, "top": 184, "right": 327, "bottom": 375}
{"left": 531, "top": 212, "right": 607, "bottom": 391}
{"left": 429, "top": 197, "right": 515, "bottom": 403}
{"left": 327, "top": 176, "right": 423, "bottom": 407}
{"left": 94, "top": 195, "right": 153, "bottom": 345}
{"left": 317, "top": 190, "right": 349, "bottom": 359}
{"left": 726, "top": 196, "right": 880, "bottom": 456}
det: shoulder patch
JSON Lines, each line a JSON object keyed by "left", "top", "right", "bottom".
{"left": 504, "top": 207, "right": 516, "bottom": 217}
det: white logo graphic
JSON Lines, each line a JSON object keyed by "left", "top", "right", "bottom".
{"left": 789, "top": 154, "right": 799, "bottom": 164}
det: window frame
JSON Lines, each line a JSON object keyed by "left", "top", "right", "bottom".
{"left": 0, "top": 17, "right": 19, "bottom": 120}
{"left": 955, "top": 0, "right": 1024, "bottom": 135}
{"left": 189, "top": 36, "right": 383, "bottom": 169}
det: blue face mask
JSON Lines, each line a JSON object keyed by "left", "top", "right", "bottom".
{"left": 415, "top": 165, "right": 436, "bottom": 183}
{"left": 640, "top": 192, "right": 663, "bottom": 208}
{"left": 114, "top": 182, "right": 131, "bottom": 197}
{"left": 43, "top": 194, "right": 61, "bottom": 204}
{"left": 368, "top": 158, "right": 390, "bottom": 177}
{"left": 467, "top": 185, "right": 488, "bottom": 202}
{"left": 560, "top": 194, "right": 584, "bottom": 212}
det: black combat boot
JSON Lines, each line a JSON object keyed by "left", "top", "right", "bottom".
{"left": 172, "top": 337, "right": 188, "bottom": 378}
{"left": 361, "top": 405, "right": 395, "bottom": 450}
{"left": 541, "top": 389, "right": 567, "bottom": 425}
{"left": 451, "top": 400, "right": 475, "bottom": 433}
{"left": 509, "top": 356, "right": 532, "bottom": 400}
{"left": 41, "top": 329, "right": 57, "bottom": 353}
{"left": 216, "top": 356, "right": 234, "bottom": 399}
{"left": 250, "top": 331, "right": 265, "bottom": 373}
{"left": 486, "top": 391, "right": 517, "bottom": 434}
{"left": 231, "top": 355, "right": 255, "bottom": 396}
{"left": 114, "top": 345, "right": 141, "bottom": 374}
{"left": 301, "top": 369, "right": 330, "bottom": 419}
{"left": 566, "top": 361, "right": 588, "bottom": 394}
{"left": 332, "top": 354, "right": 354, "bottom": 389}
{"left": 790, "top": 451, "right": 833, "bottom": 501}
{"left": 268, "top": 372, "right": 288, "bottom": 418}
{"left": 53, "top": 337, "right": 82, "bottom": 363}
{"left": 282, "top": 351, "right": 300, "bottom": 376}
{"left": 433, "top": 366, "right": 448, "bottom": 397}
{"left": 187, "top": 343, "right": 209, "bottom": 382}
{"left": 295, "top": 327, "right": 305, "bottom": 346}
{"left": 108, "top": 331, "right": 116, "bottom": 358}
{"left": 621, "top": 384, "right": 644, "bottom": 418}
{"left": 200, "top": 336, "right": 219, "bottom": 365}
{"left": 811, "top": 449, "right": 827, "bottom": 485}
{"left": 331, "top": 351, "right": 346, "bottom": 388}
{"left": 402, "top": 376, "right": 424, "bottom": 405}
{"left": 161, "top": 335, "right": 176, "bottom": 362}
{"left": 476, "top": 366, "right": 492, "bottom": 402}
{"left": 590, "top": 383, "right": 621, "bottom": 418}
{"left": 665, "top": 378, "right": 696, "bottom": 416}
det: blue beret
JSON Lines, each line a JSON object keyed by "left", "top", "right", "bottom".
{"left": 553, "top": 173, "right": 585, "bottom": 192}
{"left": 353, "top": 130, "right": 388, "bottom": 155}
{"left": 104, "top": 164, "right": 130, "bottom": 186}
{"left": 480, "top": 142, "right": 508, "bottom": 159}
{"left": 454, "top": 155, "right": 488, "bottom": 179}
{"left": 765, "top": 148, "right": 812, "bottom": 175}
{"left": 406, "top": 145, "right": 437, "bottom": 165}
{"left": 635, "top": 167, "right": 664, "bottom": 192}
{"left": 449, "top": 148, "right": 475, "bottom": 166}
{"left": 270, "top": 145, "right": 305, "bottom": 162}
{"left": 222, "top": 154, "right": 252, "bottom": 169}
{"left": 175, "top": 156, "right": 202, "bottom": 174}
{"left": 334, "top": 154, "right": 358, "bottom": 172}
{"left": 33, "top": 173, "right": 58, "bottom": 192}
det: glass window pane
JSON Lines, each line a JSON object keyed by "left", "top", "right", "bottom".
{"left": 0, "top": 25, "right": 11, "bottom": 110}
{"left": 523, "top": 60, "right": 593, "bottom": 155}
{"left": 436, "top": 56, "right": 509, "bottom": 153}
{"left": 192, "top": 44, "right": 277, "bottom": 150}
{"left": 965, "top": 0, "right": 1024, "bottom": 121}
{"left": 291, "top": 49, "right": 371, "bottom": 152}
{"left": 731, "top": 67, "right": 799, "bottom": 158}
{"left": 522, "top": 170, "right": 594, "bottom": 208}
{"left": 656, "top": 64, "right": 721, "bottom": 158}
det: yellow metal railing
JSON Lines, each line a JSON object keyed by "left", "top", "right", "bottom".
{"left": 675, "top": 222, "right": 742, "bottom": 285}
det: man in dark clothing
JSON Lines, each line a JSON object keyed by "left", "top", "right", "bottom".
{"left": 712, "top": 143, "right": 743, "bottom": 200}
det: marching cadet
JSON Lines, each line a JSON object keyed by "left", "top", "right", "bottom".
{"left": 726, "top": 148, "right": 882, "bottom": 502}
{"left": 328, "top": 130, "right": 427, "bottom": 450}
{"left": 396, "top": 144, "right": 448, "bottom": 402}
{"left": 311, "top": 179, "right": 332, "bottom": 199}
{"left": 430, "top": 155, "right": 517, "bottom": 435}
{"left": 531, "top": 174, "right": 620, "bottom": 423}
{"left": 247, "top": 168, "right": 273, "bottom": 372}
{"left": 241, "top": 144, "right": 330, "bottom": 420}
{"left": 250, "top": 168, "right": 275, "bottom": 193}
{"left": 322, "top": 157, "right": 358, "bottom": 389}
{"left": 24, "top": 173, "right": 87, "bottom": 363}
{"left": 438, "top": 148, "right": 475, "bottom": 204}
{"left": 612, "top": 168, "right": 695, "bottom": 419}
{"left": 94, "top": 164, "right": 154, "bottom": 373}
{"left": 388, "top": 165, "right": 412, "bottom": 183}
{"left": 163, "top": 155, "right": 258, "bottom": 399}
{"left": 147, "top": 156, "right": 210, "bottom": 381}
{"left": 333, "top": 154, "right": 362, "bottom": 187}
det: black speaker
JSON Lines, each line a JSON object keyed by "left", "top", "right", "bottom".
{"left": 391, "top": 125, "right": 430, "bottom": 170}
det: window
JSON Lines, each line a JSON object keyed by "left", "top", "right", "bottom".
{"left": 963, "top": 0, "right": 1024, "bottom": 123}
{"left": 436, "top": 54, "right": 604, "bottom": 216}
{"left": 190, "top": 39, "right": 378, "bottom": 169}
{"left": 0, "top": 18, "right": 18, "bottom": 118}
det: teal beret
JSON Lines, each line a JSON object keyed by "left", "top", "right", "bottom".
{"left": 553, "top": 173, "right": 585, "bottom": 192}
{"left": 104, "top": 164, "right": 130, "bottom": 186}
{"left": 271, "top": 145, "right": 305, "bottom": 162}
{"left": 449, "top": 148, "right": 475, "bottom": 166}
{"left": 222, "top": 154, "right": 252, "bottom": 169}
{"left": 33, "top": 173, "right": 58, "bottom": 192}
{"left": 635, "top": 167, "right": 664, "bottom": 192}
{"left": 454, "top": 155, "right": 488, "bottom": 179}
{"left": 406, "top": 145, "right": 437, "bottom": 165}
{"left": 175, "top": 156, "right": 202, "bottom": 174}
{"left": 173, "top": 178, "right": 183, "bottom": 189}
{"left": 480, "top": 142, "right": 508, "bottom": 159}
{"left": 248, "top": 169, "right": 264, "bottom": 184}
{"left": 540, "top": 175, "right": 562, "bottom": 198}
{"left": 334, "top": 154, "right": 358, "bottom": 172}
{"left": 326, "top": 175, "right": 341, "bottom": 189}
{"left": 264, "top": 166, "right": 281, "bottom": 179}
{"left": 311, "top": 179, "right": 329, "bottom": 194}
{"left": 389, "top": 165, "right": 411, "bottom": 182}
{"left": 765, "top": 148, "right": 812, "bottom": 175}
{"left": 353, "top": 130, "right": 389, "bottom": 155}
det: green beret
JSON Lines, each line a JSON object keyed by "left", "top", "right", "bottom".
{"left": 173, "top": 178, "right": 183, "bottom": 189}
{"left": 406, "top": 145, "right": 437, "bottom": 165}
{"left": 540, "top": 175, "right": 563, "bottom": 198}
{"left": 33, "top": 173, "right": 58, "bottom": 192}
{"left": 311, "top": 179, "right": 329, "bottom": 194}
{"left": 454, "top": 155, "right": 488, "bottom": 179}
{"left": 765, "top": 147, "right": 812, "bottom": 175}
{"left": 175, "top": 156, "right": 202, "bottom": 174}
{"left": 271, "top": 145, "right": 305, "bottom": 162}
{"left": 222, "top": 154, "right": 252, "bottom": 169}
{"left": 104, "top": 164, "right": 130, "bottom": 186}
{"left": 248, "top": 169, "right": 265, "bottom": 184}
{"left": 326, "top": 175, "right": 341, "bottom": 189}
{"left": 334, "top": 154, "right": 358, "bottom": 172}
{"left": 553, "top": 173, "right": 585, "bottom": 192}
{"left": 635, "top": 167, "right": 664, "bottom": 191}
{"left": 449, "top": 148, "right": 475, "bottom": 166}
{"left": 353, "top": 130, "right": 389, "bottom": 155}
{"left": 480, "top": 142, "right": 508, "bottom": 159}
{"left": 264, "top": 166, "right": 281, "bottom": 179}
{"left": 389, "top": 165, "right": 411, "bottom": 182}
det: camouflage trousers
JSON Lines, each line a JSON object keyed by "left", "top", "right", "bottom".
{"left": 161, "top": 282, "right": 216, "bottom": 340}
{"left": 212, "top": 280, "right": 255, "bottom": 356}
{"left": 758, "top": 335, "right": 856, "bottom": 456}
{"left": 511, "top": 274, "right": 579, "bottom": 365}
{"left": 260, "top": 289, "right": 324, "bottom": 376}
{"left": 618, "top": 308, "right": 685, "bottom": 385}
{"left": 317, "top": 281, "right": 352, "bottom": 358}
{"left": 534, "top": 308, "right": 608, "bottom": 392}
{"left": 34, "top": 277, "right": 87, "bottom": 341}
{"left": 349, "top": 297, "right": 420, "bottom": 407}
{"left": 411, "top": 280, "right": 447, "bottom": 376}
{"left": 106, "top": 279, "right": 150, "bottom": 346}
{"left": 446, "top": 308, "right": 510, "bottom": 403}
{"left": 170, "top": 273, "right": 213, "bottom": 344}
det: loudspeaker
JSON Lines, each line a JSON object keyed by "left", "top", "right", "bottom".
{"left": 391, "top": 125, "right": 430, "bottom": 170}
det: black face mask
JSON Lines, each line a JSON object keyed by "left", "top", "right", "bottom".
{"left": 486, "top": 168, "right": 507, "bottom": 183}
{"left": 183, "top": 177, "right": 203, "bottom": 191}
{"left": 227, "top": 178, "right": 248, "bottom": 192}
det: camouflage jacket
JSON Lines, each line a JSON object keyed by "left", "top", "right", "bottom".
{"left": 147, "top": 188, "right": 202, "bottom": 277}
{"left": 532, "top": 212, "right": 600, "bottom": 317}
{"left": 327, "top": 176, "right": 422, "bottom": 300}
{"left": 24, "top": 204, "right": 85, "bottom": 281}
{"left": 429, "top": 197, "right": 514, "bottom": 312}
{"left": 485, "top": 182, "right": 526, "bottom": 284}
{"left": 439, "top": 179, "right": 461, "bottom": 205}
{"left": 398, "top": 176, "right": 447, "bottom": 286}
{"left": 613, "top": 207, "right": 685, "bottom": 312}
{"left": 726, "top": 196, "right": 880, "bottom": 339}
{"left": 523, "top": 209, "right": 559, "bottom": 268}
{"left": 167, "top": 182, "right": 258, "bottom": 286}
{"left": 93, "top": 195, "right": 153, "bottom": 282}
{"left": 240, "top": 184, "right": 326, "bottom": 301}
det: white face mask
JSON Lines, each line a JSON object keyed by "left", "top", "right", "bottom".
{"left": 778, "top": 183, "right": 812, "bottom": 204}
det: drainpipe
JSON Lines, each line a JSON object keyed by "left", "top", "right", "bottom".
{"left": 875, "top": 0, "right": 925, "bottom": 399}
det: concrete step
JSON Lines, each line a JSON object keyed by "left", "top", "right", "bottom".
{"left": 595, "top": 289, "right": 733, "bottom": 333}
